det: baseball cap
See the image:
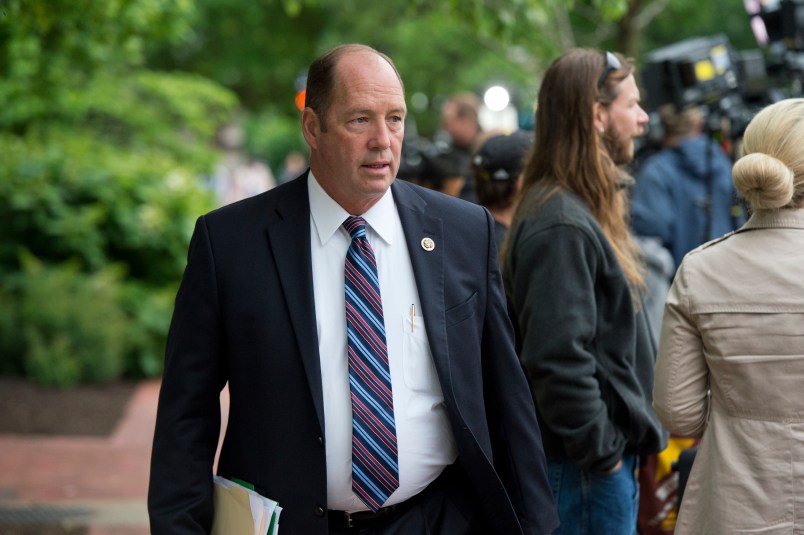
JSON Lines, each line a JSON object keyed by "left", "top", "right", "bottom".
{"left": 472, "top": 129, "right": 534, "bottom": 182}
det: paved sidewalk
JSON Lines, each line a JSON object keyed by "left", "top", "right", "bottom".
{"left": 0, "top": 380, "right": 230, "bottom": 534}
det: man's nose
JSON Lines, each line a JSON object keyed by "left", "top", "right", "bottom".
{"left": 637, "top": 105, "right": 649, "bottom": 125}
{"left": 369, "top": 122, "right": 391, "bottom": 150}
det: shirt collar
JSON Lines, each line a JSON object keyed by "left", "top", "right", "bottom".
{"left": 308, "top": 171, "right": 395, "bottom": 246}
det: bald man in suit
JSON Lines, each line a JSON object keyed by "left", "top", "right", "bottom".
{"left": 148, "top": 43, "right": 558, "bottom": 535}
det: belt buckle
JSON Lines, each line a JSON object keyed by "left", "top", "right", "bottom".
{"left": 344, "top": 510, "right": 354, "bottom": 528}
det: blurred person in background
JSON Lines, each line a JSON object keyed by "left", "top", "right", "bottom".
{"left": 278, "top": 149, "right": 309, "bottom": 185}
{"left": 472, "top": 129, "right": 533, "bottom": 249}
{"left": 414, "top": 145, "right": 467, "bottom": 197}
{"left": 149, "top": 43, "right": 558, "bottom": 535}
{"left": 631, "top": 234, "right": 675, "bottom": 345}
{"left": 630, "top": 103, "right": 744, "bottom": 272}
{"left": 440, "top": 92, "right": 485, "bottom": 203}
{"left": 502, "top": 48, "right": 666, "bottom": 535}
{"left": 653, "top": 98, "right": 804, "bottom": 534}
{"left": 212, "top": 123, "right": 276, "bottom": 206}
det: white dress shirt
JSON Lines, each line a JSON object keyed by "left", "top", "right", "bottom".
{"left": 308, "top": 173, "right": 457, "bottom": 512}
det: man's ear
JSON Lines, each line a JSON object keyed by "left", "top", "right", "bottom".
{"left": 301, "top": 108, "right": 321, "bottom": 150}
{"left": 593, "top": 102, "right": 608, "bottom": 134}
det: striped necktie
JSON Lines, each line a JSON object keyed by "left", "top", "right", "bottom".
{"left": 343, "top": 216, "right": 399, "bottom": 511}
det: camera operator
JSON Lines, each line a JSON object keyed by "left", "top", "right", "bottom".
{"left": 630, "top": 103, "right": 745, "bottom": 273}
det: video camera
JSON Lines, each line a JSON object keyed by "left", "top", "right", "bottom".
{"left": 642, "top": 34, "right": 740, "bottom": 112}
{"left": 640, "top": 34, "right": 756, "bottom": 146}
{"left": 640, "top": 0, "right": 804, "bottom": 148}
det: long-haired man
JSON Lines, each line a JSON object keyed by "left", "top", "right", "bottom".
{"left": 502, "top": 49, "right": 666, "bottom": 535}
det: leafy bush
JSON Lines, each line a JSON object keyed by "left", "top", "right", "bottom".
{"left": 0, "top": 283, "right": 26, "bottom": 376}
{"left": 0, "top": 0, "right": 197, "bottom": 130}
{"left": 4, "top": 252, "right": 127, "bottom": 387}
{"left": 0, "top": 47, "right": 238, "bottom": 385}
{"left": 243, "top": 107, "right": 307, "bottom": 172}
{"left": 120, "top": 281, "right": 178, "bottom": 379}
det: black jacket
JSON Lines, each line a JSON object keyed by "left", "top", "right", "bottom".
{"left": 503, "top": 188, "right": 665, "bottom": 473}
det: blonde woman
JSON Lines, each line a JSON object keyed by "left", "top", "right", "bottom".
{"left": 654, "top": 98, "right": 804, "bottom": 534}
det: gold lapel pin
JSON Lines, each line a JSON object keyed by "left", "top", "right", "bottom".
{"left": 421, "top": 237, "right": 435, "bottom": 251}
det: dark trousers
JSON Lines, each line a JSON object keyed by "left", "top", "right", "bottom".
{"left": 329, "top": 463, "right": 489, "bottom": 535}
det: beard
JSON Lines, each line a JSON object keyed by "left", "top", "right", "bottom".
{"left": 601, "top": 125, "right": 634, "bottom": 166}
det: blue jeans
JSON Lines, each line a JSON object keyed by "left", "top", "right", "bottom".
{"left": 547, "top": 454, "right": 639, "bottom": 535}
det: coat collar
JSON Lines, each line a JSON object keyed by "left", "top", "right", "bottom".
{"left": 742, "top": 208, "right": 804, "bottom": 231}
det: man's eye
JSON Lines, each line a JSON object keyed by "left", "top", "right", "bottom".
{"left": 353, "top": 117, "right": 368, "bottom": 124}
{"left": 389, "top": 115, "right": 403, "bottom": 123}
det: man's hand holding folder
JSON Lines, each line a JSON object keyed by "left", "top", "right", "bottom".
{"left": 212, "top": 475, "right": 282, "bottom": 535}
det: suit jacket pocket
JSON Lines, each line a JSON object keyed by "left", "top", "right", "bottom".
{"left": 445, "top": 292, "right": 477, "bottom": 328}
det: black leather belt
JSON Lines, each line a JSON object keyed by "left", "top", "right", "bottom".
{"left": 328, "top": 497, "right": 416, "bottom": 532}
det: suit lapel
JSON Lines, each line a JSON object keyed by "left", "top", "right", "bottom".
{"left": 266, "top": 176, "right": 325, "bottom": 434}
{"left": 392, "top": 182, "right": 454, "bottom": 402}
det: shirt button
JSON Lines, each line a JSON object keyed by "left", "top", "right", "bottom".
{"left": 318, "top": 436, "right": 324, "bottom": 446}
{"left": 314, "top": 506, "right": 325, "bottom": 517}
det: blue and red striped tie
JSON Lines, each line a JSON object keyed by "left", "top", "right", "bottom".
{"left": 343, "top": 216, "right": 399, "bottom": 511}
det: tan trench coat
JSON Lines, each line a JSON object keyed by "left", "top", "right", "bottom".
{"left": 654, "top": 208, "right": 804, "bottom": 535}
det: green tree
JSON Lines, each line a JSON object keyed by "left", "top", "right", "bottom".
{"left": 147, "top": 0, "right": 547, "bottom": 145}
{"left": 146, "top": 0, "right": 326, "bottom": 169}
{"left": 0, "top": 0, "right": 238, "bottom": 384}
{"left": 154, "top": 0, "right": 763, "bottom": 144}
{"left": 413, "top": 0, "right": 760, "bottom": 64}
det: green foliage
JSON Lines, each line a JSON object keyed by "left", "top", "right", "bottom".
{"left": 0, "top": 71, "right": 233, "bottom": 382}
{"left": 148, "top": 0, "right": 549, "bottom": 140}
{"left": 0, "top": 72, "right": 233, "bottom": 281}
{"left": 639, "top": 0, "right": 758, "bottom": 55}
{"left": 120, "top": 282, "right": 178, "bottom": 379}
{"left": 243, "top": 108, "right": 307, "bottom": 173}
{"left": 0, "top": 0, "right": 197, "bottom": 129}
{"left": 0, "top": 283, "right": 26, "bottom": 375}
{"left": 0, "top": 0, "right": 239, "bottom": 385}
{"left": 5, "top": 252, "right": 127, "bottom": 387}
{"left": 146, "top": 0, "right": 325, "bottom": 112}
{"left": 590, "top": 0, "right": 629, "bottom": 21}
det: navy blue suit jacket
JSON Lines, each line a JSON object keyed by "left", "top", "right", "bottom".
{"left": 148, "top": 174, "right": 558, "bottom": 534}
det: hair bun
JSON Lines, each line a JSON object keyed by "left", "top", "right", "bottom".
{"left": 732, "top": 152, "right": 795, "bottom": 210}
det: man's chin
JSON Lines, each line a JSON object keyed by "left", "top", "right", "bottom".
{"left": 613, "top": 142, "right": 635, "bottom": 166}
{"left": 623, "top": 145, "right": 635, "bottom": 164}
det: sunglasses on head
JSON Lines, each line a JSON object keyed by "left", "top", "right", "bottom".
{"left": 597, "top": 51, "right": 622, "bottom": 88}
